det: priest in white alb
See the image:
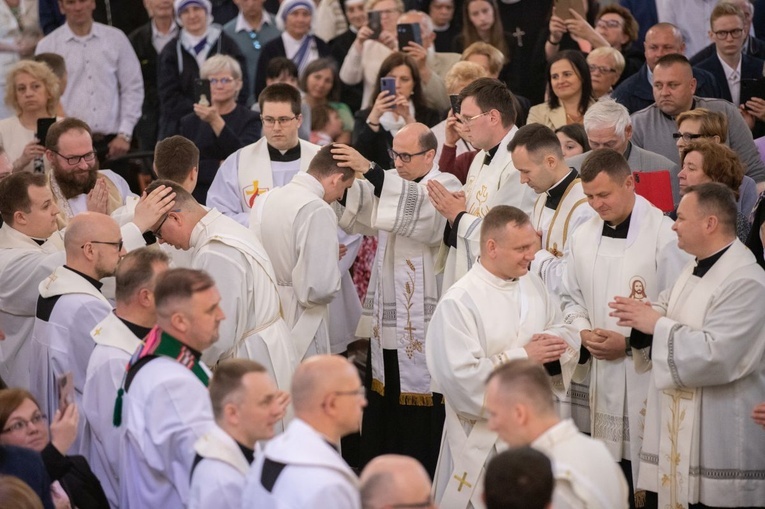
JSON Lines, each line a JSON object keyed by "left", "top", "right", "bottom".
{"left": 330, "top": 123, "right": 462, "bottom": 475}
{"left": 426, "top": 205, "right": 580, "bottom": 509}
{"left": 427, "top": 78, "right": 536, "bottom": 291}
{"left": 609, "top": 183, "right": 765, "bottom": 509}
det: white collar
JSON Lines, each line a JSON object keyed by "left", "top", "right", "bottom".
{"left": 234, "top": 11, "right": 273, "bottom": 32}
{"left": 717, "top": 53, "right": 742, "bottom": 80}
{"left": 151, "top": 19, "right": 178, "bottom": 38}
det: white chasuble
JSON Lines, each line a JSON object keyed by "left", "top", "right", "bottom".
{"left": 638, "top": 240, "right": 765, "bottom": 508}
{"left": 438, "top": 127, "right": 538, "bottom": 291}
{"left": 0, "top": 224, "right": 65, "bottom": 389}
{"left": 562, "top": 195, "right": 690, "bottom": 483}
{"left": 426, "top": 261, "right": 579, "bottom": 509}
{"left": 189, "top": 425, "right": 250, "bottom": 509}
{"left": 337, "top": 166, "right": 461, "bottom": 402}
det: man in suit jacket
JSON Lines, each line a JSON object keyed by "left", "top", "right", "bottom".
{"left": 566, "top": 99, "right": 681, "bottom": 205}
{"left": 613, "top": 23, "right": 723, "bottom": 114}
{"left": 694, "top": 2, "right": 765, "bottom": 106}
{"left": 690, "top": 0, "right": 765, "bottom": 64}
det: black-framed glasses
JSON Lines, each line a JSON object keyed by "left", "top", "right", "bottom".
{"left": 83, "top": 239, "right": 124, "bottom": 251}
{"left": 248, "top": 30, "right": 262, "bottom": 50}
{"left": 713, "top": 28, "right": 744, "bottom": 40}
{"left": 152, "top": 210, "right": 181, "bottom": 240}
{"left": 332, "top": 387, "right": 366, "bottom": 397}
{"left": 1, "top": 413, "right": 47, "bottom": 434}
{"left": 388, "top": 148, "right": 430, "bottom": 163}
{"left": 261, "top": 116, "right": 298, "bottom": 126}
{"left": 588, "top": 64, "right": 617, "bottom": 75}
{"left": 51, "top": 150, "right": 96, "bottom": 165}
{"left": 672, "top": 132, "right": 704, "bottom": 142}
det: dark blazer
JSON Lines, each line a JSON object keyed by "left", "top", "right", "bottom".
{"left": 690, "top": 36, "right": 765, "bottom": 65}
{"left": 254, "top": 35, "right": 331, "bottom": 99}
{"left": 158, "top": 31, "right": 249, "bottom": 140}
{"left": 612, "top": 63, "right": 724, "bottom": 114}
{"left": 352, "top": 105, "right": 442, "bottom": 168}
{"left": 41, "top": 443, "right": 109, "bottom": 509}
{"left": 695, "top": 53, "right": 765, "bottom": 103}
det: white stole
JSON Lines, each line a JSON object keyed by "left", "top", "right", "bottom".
{"left": 532, "top": 178, "right": 589, "bottom": 257}
{"left": 194, "top": 425, "right": 250, "bottom": 476}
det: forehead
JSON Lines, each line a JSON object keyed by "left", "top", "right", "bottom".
{"left": 191, "top": 286, "right": 221, "bottom": 308}
{"left": 241, "top": 371, "right": 274, "bottom": 395}
{"left": 372, "top": 0, "right": 396, "bottom": 10}
{"left": 683, "top": 150, "right": 704, "bottom": 164}
{"left": 583, "top": 171, "right": 621, "bottom": 191}
{"left": 392, "top": 131, "right": 420, "bottom": 151}
{"left": 550, "top": 59, "right": 575, "bottom": 74}
{"left": 510, "top": 145, "right": 535, "bottom": 166}
{"left": 503, "top": 222, "right": 537, "bottom": 246}
{"left": 588, "top": 53, "right": 615, "bottom": 66}
{"left": 388, "top": 65, "right": 412, "bottom": 78}
{"left": 654, "top": 63, "right": 691, "bottom": 82}
{"left": 28, "top": 184, "right": 54, "bottom": 203}
{"left": 599, "top": 13, "right": 624, "bottom": 22}
{"left": 262, "top": 101, "right": 295, "bottom": 116}
{"left": 712, "top": 14, "right": 744, "bottom": 28}
{"left": 677, "top": 192, "right": 700, "bottom": 215}
{"left": 587, "top": 126, "right": 619, "bottom": 141}
{"left": 646, "top": 28, "right": 681, "bottom": 46}
{"left": 678, "top": 118, "right": 702, "bottom": 132}
{"left": 287, "top": 7, "right": 311, "bottom": 16}
{"left": 468, "top": 0, "right": 491, "bottom": 11}
{"left": 57, "top": 129, "right": 93, "bottom": 151}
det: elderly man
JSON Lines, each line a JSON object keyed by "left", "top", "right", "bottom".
{"left": 426, "top": 205, "right": 579, "bottom": 509}
{"left": 630, "top": 53, "right": 765, "bottom": 190}
{"left": 610, "top": 183, "right": 765, "bottom": 509}
{"left": 189, "top": 359, "right": 289, "bottom": 509}
{"left": 612, "top": 23, "right": 722, "bottom": 114}
{"left": 360, "top": 455, "right": 435, "bottom": 509}
{"left": 241, "top": 355, "right": 365, "bottom": 508}
{"left": 331, "top": 123, "right": 461, "bottom": 475}
{"left": 485, "top": 360, "right": 629, "bottom": 509}
{"left": 565, "top": 100, "right": 680, "bottom": 204}
{"left": 81, "top": 248, "right": 169, "bottom": 508}
{"left": 30, "top": 212, "right": 127, "bottom": 454}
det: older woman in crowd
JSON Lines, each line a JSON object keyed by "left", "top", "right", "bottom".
{"left": 0, "top": 389, "right": 109, "bottom": 509}
{"left": 179, "top": 54, "right": 260, "bottom": 205}
{"left": 587, "top": 46, "right": 624, "bottom": 100}
{"left": 0, "top": 60, "right": 59, "bottom": 174}
{"left": 528, "top": 50, "right": 594, "bottom": 129}
{"left": 300, "top": 58, "right": 353, "bottom": 144}
{"left": 0, "top": 0, "right": 41, "bottom": 119}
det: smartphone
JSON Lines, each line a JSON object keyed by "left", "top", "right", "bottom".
{"left": 741, "top": 78, "right": 765, "bottom": 107}
{"left": 368, "top": 11, "right": 382, "bottom": 40}
{"left": 554, "top": 0, "right": 587, "bottom": 20}
{"left": 36, "top": 117, "right": 56, "bottom": 146}
{"left": 397, "top": 23, "right": 422, "bottom": 49}
{"left": 57, "top": 372, "right": 74, "bottom": 412}
{"left": 194, "top": 78, "right": 211, "bottom": 106}
{"left": 449, "top": 94, "right": 462, "bottom": 116}
{"left": 381, "top": 77, "right": 397, "bottom": 108}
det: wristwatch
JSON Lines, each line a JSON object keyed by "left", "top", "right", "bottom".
{"left": 366, "top": 118, "right": 381, "bottom": 127}
{"left": 118, "top": 132, "right": 132, "bottom": 143}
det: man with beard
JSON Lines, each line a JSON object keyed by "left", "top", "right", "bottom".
{"left": 29, "top": 212, "right": 127, "bottom": 455}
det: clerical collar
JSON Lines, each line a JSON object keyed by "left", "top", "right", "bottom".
{"left": 483, "top": 143, "right": 501, "bottom": 166}
{"left": 324, "top": 440, "right": 341, "bottom": 453}
{"left": 267, "top": 143, "right": 301, "bottom": 162}
{"left": 601, "top": 213, "right": 631, "bottom": 239}
{"left": 63, "top": 265, "right": 103, "bottom": 290}
{"left": 32, "top": 238, "right": 46, "bottom": 246}
{"left": 693, "top": 242, "right": 733, "bottom": 278}
{"left": 118, "top": 315, "right": 153, "bottom": 339}
{"left": 236, "top": 441, "right": 256, "bottom": 464}
{"left": 545, "top": 169, "right": 578, "bottom": 210}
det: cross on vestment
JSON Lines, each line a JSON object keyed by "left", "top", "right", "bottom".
{"left": 44, "top": 272, "right": 58, "bottom": 290}
{"left": 93, "top": 328, "right": 102, "bottom": 336}
{"left": 512, "top": 27, "right": 525, "bottom": 47}
{"left": 454, "top": 472, "right": 473, "bottom": 492}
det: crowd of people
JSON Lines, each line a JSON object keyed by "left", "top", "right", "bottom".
{"left": 1, "top": 0, "right": 765, "bottom": 508}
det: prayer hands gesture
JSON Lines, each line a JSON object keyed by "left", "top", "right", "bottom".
{"left": 50, "top": 403, "right": 78, "bottom": 455}
{"left": 581, "top": 328, "right": 626, "bottom": 361}
{"left": 133, "top": 184, "right": 177, "bottom": 233}
{"left": 427, "top": 180, "right": 466, "bottom": 223}
{"left": 331, "top": 143, "right": 371, "bottom": 173}
{"left": 752, "top": 402, "right": 765, "bottom": 429}
{"left": 86, "top": 178, "right": 109, "bottom": 214}
{"left": 524, "top": 333, "right": 569, "bottom": 364}
{"left": 608, "top": 296, "right": 661, "bottom": 334}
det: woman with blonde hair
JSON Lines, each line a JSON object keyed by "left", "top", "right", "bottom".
{"left": 0, "top": 60, "right": 60, "bottom": 174}
{"left": 587, "top": 46, "right": 624, "bottom": 100}
{"left": 0, "top": 475, "right": 44, "bottom": 509}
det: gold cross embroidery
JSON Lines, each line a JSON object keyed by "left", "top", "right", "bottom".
{"left": 245, "top": 180, "right": 260, "bottom": 197}
{"left": 454, "top": 472, "right": 472, "bottom": 492}
{"left": 44, "top": 272, "right": 58, "bottom": 290}
{"left": 92, "top": 327, "right": 102, "bottom": 336}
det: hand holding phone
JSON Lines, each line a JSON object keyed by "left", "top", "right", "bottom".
{"left": 397, "top": 23, "right": 422, "bottom": 49}
{"left": 449, "top": 95, "right": 462, "bottom": 117}
{"left": 57, "top": 372, "right": 74, "bottom": 412}
{"left": 380, "top": 77, "right": 397, "bottom": 109}
{"left": 36, "top": 117, "right": 56, "bottom": 146}
{"left": 367, "top": 11, "right": 382, "bottom": 39}
{"left": 194, "top": 78, "right": 211, "bottom": 106}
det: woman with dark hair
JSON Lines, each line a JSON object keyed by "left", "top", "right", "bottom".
{"left": 352, "top": 52, "right": 440, "bottom": 168}
{"left": 300, "top": 58, "right": 353, "bottom": 144}
{"left": 555, "top": 124, "right": 590, "bottom": 158}
{"left": 0, "top": 389, "right": 109, "bottom": 509}
{"left": 528, "top": 50, "right": 594, "bottom": 129}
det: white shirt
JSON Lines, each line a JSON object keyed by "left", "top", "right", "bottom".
{"left": 718, "top": 54, "right": 742, "bottom": 106}
{"left": 151, "top": 19, "right": 179, "bottom": 55}
{"left": 234, "top": 11, "right": 274, "bottom": 33}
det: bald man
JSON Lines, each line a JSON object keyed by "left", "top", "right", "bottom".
{"left": 241, "top": 355, "right": 365, "bottom": 508}
{"left": 360, "top": 455, "right": 435, "bottom": 509}
{"left": 30, "top": 212, "right": 126, "bottom": 455}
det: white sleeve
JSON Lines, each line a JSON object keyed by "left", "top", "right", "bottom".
{"left": 208, "top": 152, "right": 251, "bottom": 226}
{"left": 293, "top": 205, "right": 342, "bottom": 307}
{"left": 339, "top": 43, "right": 363, "bottom": 86}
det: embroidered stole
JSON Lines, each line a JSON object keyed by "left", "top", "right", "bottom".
{"left": 532, "top": 178, "right": 588, "bottom": 257}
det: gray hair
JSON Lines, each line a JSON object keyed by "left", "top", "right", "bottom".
{"left": 587, "top": 46, "right": 626, "bottom": 75}
{"left": 200, "top": 54, "right": 242, "bottom": 81}
{"left": 583, "top": 99, "right": 632, "bottom": 138}
{"left": 400, "top": 10, "right": 434, "bottom": 36}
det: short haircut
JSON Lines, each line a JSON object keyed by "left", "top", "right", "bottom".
{"left": 479, "top": 205, "right": 530, "bottom": 246}
{"left": 258, "top": 82, "right": 302, "bottom": 116}
{"left": 684, "top": 182, "right": 738, "bottom": 236}
{"left": 265, "top": 57, "right": 298, "bottom": 81}
{"left": 555, "top": 124, "right": 590, "bottom": 152}
{"left": 154, "top": 268, "right": 216, "bottom": 316}
{"left": 0, "top": 172, "right": 48, "bottom": 225}
{"left": 680, "top": 140, "right": 744, "bottom": 199}
{"left": 299, "top": 58, "right": 340, "bottom": 102}
{"left": 417, "top": 128, "right": 438, "bottom": 153}
{"left": 484, "top": 447, "right": 554, "bottom": 509}
{"left": 114, "top": 248, "right": 170, "bottom": 303}
{"left": 461, "top": 41, "right": 505, "bottom": 77}
{"left": 587, "top": 46, "right": 626, "bottom": 76}
{"left": 209, "top": 359, "right": 266, "bottom": 421}
{"left": 200, "top": 54, "right": 242, "bottom": 81}
{"left": 580, "top": 148, "right": 631, "bottom": 183}
{"left": 444, "top": 61, "right": 488, "bottom": 94}
{"left": 583, "top": 99, "right": 632, "bottom": 138}
{"left": 597, "top": 4, "right": 639, "bottom": 45}
{"left": 507, "top": 123, "right": 563, "bottom": 160}
{"left": 710, "top": 2, "right": 746, "bottom": 28}
{"left": 154, "top": 135, "right": 200, "bottom": 183}
{"left": 33, "top": 52, "right": 67, "bottom": 80}
{"left": 648, "top": 22, "right": 685, "bottom": 45}
{"left": 675, "top": 108, "right": 728, "bottom": 143}
{"left": 145, "top": 179, "right": 198, "bottom": 208}
{"left": 45, "top": 117, "right": 91, "bottom": 152}
{"left": 0, "top": 475, "right": 44, "bottom": 509}
{"left": 4, "top": 60, "right": 60, "bottom": 116}
{"left": 0, "top": 388, "right": 40, "bottom": 432}
{"left": 486, "top": 360, "right": 555, "bottom": 415}
{"left": 307, "top": 144, "right": 355, "bottom": 181}
{"left": 654, "top": 53, "right": 693, "bottom": 72}
{"left": 459, "top": 78, "right": 517, "bottom": 128}
{"left": 545, "top": 50, "right": 593, "bottom": 116}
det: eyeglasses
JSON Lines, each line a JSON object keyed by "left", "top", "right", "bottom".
{"left": 388, "top": 148, "right": 430, "bottom": 163}
{"left": 458, "top": 110, "right": 491, "bottom": 126}
{"left": 152, "top": 210, "right": 181, "bottom": 240}
{"left": 672, "top": 132, "right": 705, "bottom": 142}
{"left": 588, "top": 64, "right": 617, "bottom": 75}
{"left": 596, "top": 19, "right": 623, "bottom": 29}
{"left": 51, "top": 150, "right": 96, "bottom": 165}
{"left": 1, "top": 413, "right": 47, "bottom": 434}
{"left": 374, "top": 8, "right": 400, "bottom": 16}
{"left": 332, "top": 387, "right": 366, "bottom": 398}
{"left": 209, "top": 77, "right": 236, "bottom": 85}
{"left": 261, "top": 116, "right": 298, "bottom": 126}
{"left": 713, "top": 28, "right": 744, "bottom": 40}
{"left": 82, "top": 239, "right": 124, "bottom": 251}
{"left": 248, "top": 30, "right": 261, "bottom": 50}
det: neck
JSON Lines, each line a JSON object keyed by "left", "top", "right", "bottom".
{"left": 156, "top": 322, "right": 197, "bottom": 349}
{"left": 153, "top": 16, "right": 174, "bottom": 33}
{"left": 483, "top": 127, "right": 510, "bottom": 151}
{"left": 305, "top": 95, "right": 325, "bottom": 108}
{"left": 115, "top": 305, "right": 156, "bottom": 329}
{"left": 287, "top": 30, "right": 306, "bottom": 40}
{"left": 551, "top": 163, "right": 571, "bottom": 185}
{"left": 531, "top": 415, "right": 563, "bottom": 441}
{"left": 561, "top": 95, "right": 582, "bottom": 112}
{"left": 219, "top": 420, "right": 255, "bottom": 449}
{"left": 718, "top": 50, "right": 741, "bottom": 70}
{"left": 68, "top": 20, "right": 93, "bottom": 37}
{"left": 694, "top": 235, "right": 736, "bottom": 260}
{"left": 243, "top": 10, "right": 263, "bottom": 27}
{"left": 65, "top": 260, "right": 100, "bottom": 281}
{"left": 19, "top": 110, "right": 49, "bottom": 128}
{"left": 187, "top": 207, "right": 208, "bottom": 235}
{"left": 297, "top": 414, "right": 341, "bottom": 446}
{"left": 214, "top": 100, "right": 237, "bottom": 115}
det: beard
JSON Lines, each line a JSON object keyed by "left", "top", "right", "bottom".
{"left": 52, "top": 158, "right": 100, "bottom": 200}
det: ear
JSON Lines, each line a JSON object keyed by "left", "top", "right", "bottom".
{"left": 296, "top": 113, "right": 303, "bottom": 128}
{"left": 545, "top": 154, "right": 557, "bottom": 169}
{"left": 137, "top": 287, "right": 153, "bottom": 308}
{"left": 705, "top": 214, "right": 719, "bottom": 233}
{"left": 708, "top": 29, "right": 715, "bottom": 43}
{"left": 624, "top": 124, "right": 633, "bottom": 142}
{"left": 45, "top": 150, "right": 55, "bottom": 164}
{"left": 624, "top": 173, "right": 635, "bottom": 191}
{"left": 689, "top": 77, "right": 697, "bottom": 95}
{"left": 170, "top": 311, "right": 187, "bottom": 333}
{"left": 13, "top": 210, "right": 27, "bottom": 226}
{"left": 485, "top": 238, "right": 497, "bottom": 258}
{"left": 223, "top": 401, "right": 239, "bottom": 425}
